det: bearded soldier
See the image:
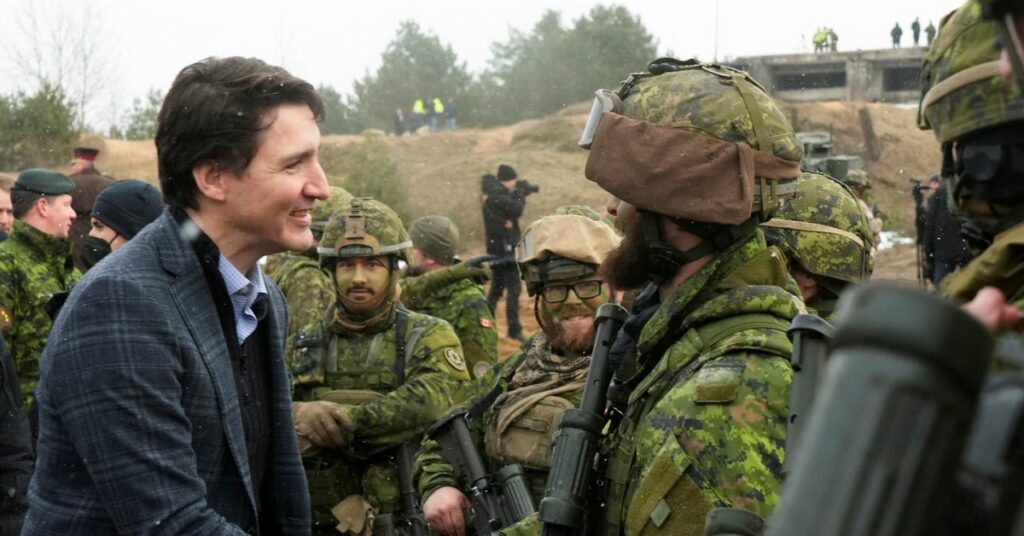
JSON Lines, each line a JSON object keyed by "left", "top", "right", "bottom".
{"left": 577, "top": 58, "right": 804, "bottom": 534}
{"left": 762, "top": 171, "right": 875, "bottom": 319}
{"left": 267, "top": 186, "right": 352, "bottom": 340}
{"left": 414, "top": 211, "right": 621, "bottom": 535}
{"left": 404, "top": 215, "right": 498, "bottom": 379}
{"left": 289, "top": 197, "right": 470, "bottom": 535}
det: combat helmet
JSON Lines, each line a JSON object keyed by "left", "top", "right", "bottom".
{"left": 919, "top": 0, "right": 1024, "bottom": 238}
{"left": 515, "top": 212, "right": 621, "bottom": 296}
{"left": 844, "top": 169, "right": 871, "bottom": 189}
{"left": 311, "top": 186, "right": 354, "bottom": 240}
{"left": 579, "top": 58, "right": 803, "bottom": 281}
{"left": 762, "top": 171, "right": 875, "bottom": 291}
{"left": 317, "top": 197, "right": 412, "bottom": 271}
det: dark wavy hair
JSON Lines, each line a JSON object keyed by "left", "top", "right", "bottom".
{"left": 155, "top": 56, "right": 324, "bottom": 209}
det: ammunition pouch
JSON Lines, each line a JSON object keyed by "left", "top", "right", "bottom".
{"left": 486, "top": 395, "right": 575, "bottom": 471}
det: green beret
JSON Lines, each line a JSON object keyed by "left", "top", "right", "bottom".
{"left": 408, "top": 215, "right": 459, "bottom": 265}
{"left": 13, "top": 169, "right": 74, "bottom": 195}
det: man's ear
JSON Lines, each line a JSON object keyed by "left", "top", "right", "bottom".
{"left": 34, "top": 196, "right": 50, "bottom": 218}
{"left": 192, "top": 162, "right": 229, "bottom": 203}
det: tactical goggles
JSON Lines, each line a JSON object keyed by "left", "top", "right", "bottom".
{"left": 541, "top": 280, "right": 604, "bottom": 304}
{"left": 579, "top": 89, "right": 624, "bottom": 149}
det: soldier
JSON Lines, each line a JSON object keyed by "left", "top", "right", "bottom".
{"left": 892, "top": 22, "right": 904, "bottom": 47}
{"left": 926, "top": 20, "right": 938, "bottom": 46}
{"left": 290, "top": 197, "right": 471, "bottom": 535}
{"left": 267, "top": 185, "right": 352, "bottom": 341}
{"left": 0, "top": 169, "right": 79, "bottom": 403}
{"left": 415, "top": 212, "right": 621, "bottom": 535}
{"left": 919, "top": 0, "right": 1024, "bottom": 321}
{"left": 912, "top": 17, "right": 922, "bottom": 46}
{"left": 404, "top": 215, "right": 498, "bottom": 379}
{"left": 67, "top": 147, "right": 114, "bottom": 272}
{"left": 844, "top": 169, "right": 883, "bottom": 247}
{"left": 762, "top": 171, "right": 875, "bottom": 319}
{"left": 573, "top": 58, "right": 805, "bottom": 534}
{"left": 0, "top": 174, "right": 13, "bottom": 240}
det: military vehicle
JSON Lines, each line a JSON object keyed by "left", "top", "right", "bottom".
{"left": 795, "top": 130, "right": 864, "bottom": 181}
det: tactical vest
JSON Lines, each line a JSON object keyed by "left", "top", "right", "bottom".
{"left": 603, "top": 311, "right": 792, "bottom": 536}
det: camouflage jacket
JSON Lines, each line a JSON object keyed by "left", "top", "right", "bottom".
{"left": 266, "top": 252, "right": 333, "bottom": 341}
{"left": 404, "top": 271, "right": 498, "bottom": 379}
{"left": 0, "top": 221, "right": 80, "bottom": 401}
{"left": 602, "top": 231, "right": 803, "bottom": 536}
{"left": 415, "top": 332, "right": 586, "bottom": 504}
{"left": 289, "top": 305, "right": 470, "bottom": 522}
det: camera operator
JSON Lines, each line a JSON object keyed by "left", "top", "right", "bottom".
{"left": 482, "top": 164, "right": 538, "bottom": 342}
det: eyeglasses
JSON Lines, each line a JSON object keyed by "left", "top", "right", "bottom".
{"left": 541, "top": 280, "right": 604, "bottom": 304}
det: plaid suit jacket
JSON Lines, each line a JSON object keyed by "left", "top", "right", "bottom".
{"left": 23, "top": 211, "right": 311, "bottom": 535}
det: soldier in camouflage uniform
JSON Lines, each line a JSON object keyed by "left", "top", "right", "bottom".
{"left": 268, "top": 186, "right": 352, "bottom": 341}
{"left": 549, "top": 59, "right": 805, "bottom": 535}
{"left": 918, "top": 0, "right": 1024, "bottom": 326}
{"left": 844, "top": 170, "right": 883, "bottom": 247}
{"left": 414, "top": 212, "right": 621, "bottom": 535}
{"left": 289, "top": 197, "right": 470, "bottom": 535}
{"left": 404, "top": 215, "right": 498, "bottom": 378}
{"left": 0, "top": 169, "right": 79, "bottom": 403}
{"left": 762, "top": 171, "right": 875, "bottom": 319}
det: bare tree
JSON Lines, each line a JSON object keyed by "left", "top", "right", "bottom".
{"left": 4, "top": 0, "right": 119, "bottom": 131}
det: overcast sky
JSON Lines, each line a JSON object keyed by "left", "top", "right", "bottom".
{"left": 0, "top": 0, "right": 965, "bottom": 127}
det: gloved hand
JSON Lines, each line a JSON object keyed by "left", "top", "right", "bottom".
{"left": 455, "top": 256, "right": 492, "bottom": 283}
{"left": 464, "top": 255, "right": 494, "bottom": 269}
{"left": 293, "top": 401, "right": 354, "bottom": 449}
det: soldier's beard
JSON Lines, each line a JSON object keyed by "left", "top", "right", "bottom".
{"left": 601, "top": 224, "right": 654, "bottom": 290}
{"left": 546, "top": 307, "right": 597, "bottom": 357}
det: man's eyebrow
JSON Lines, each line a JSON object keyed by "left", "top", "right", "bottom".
{"left": 280, "top": 148, "right": 317, "bottom": 164}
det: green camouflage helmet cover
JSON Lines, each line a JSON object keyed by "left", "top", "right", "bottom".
{"left": 621, "top": 64, "right": 803, "bottom": 166}
{"left": 317, "top": 197, "right": 412, "bottom": 266}
{"left": 311, "top": 186, "right": 354, "bottom": 238}
{"left": 919, "top": 0, "right": 1024, "bottom": 143}
{"left": 844, "top": 169, "right": 871, "bottom": 188}
{"left": 762, "top": 171, "right": 875, "bottom": 284}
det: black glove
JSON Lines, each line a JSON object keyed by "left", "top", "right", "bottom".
{"left": 464, "top": 255, "right": 495, "bottom": 269}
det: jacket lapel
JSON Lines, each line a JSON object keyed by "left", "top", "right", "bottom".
{"left": 153, "top": 213, "right": 260, "bottom": 516}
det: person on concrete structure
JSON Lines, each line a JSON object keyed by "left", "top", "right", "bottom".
{"left": 482, "top": 165, "right": 536, "bottom": 343}
{"left": 267, "top": 186, "right": 352, "bottom": 341}
{"left": 813, "top": 27, "right": 827, "bottom": 53}
{"left": 0, "top": 170, "right": 78, "bottom": 405}
{"left": 829, "top": 27, "right": 839, "bottom": 52}
{"left": 762, "top": 171, "right": 875, "bottom": 320}
{"left": 926, "top": 20, "right": 937, "bottom": 46}
{"left": 67, "top": 147, "right": 113, "bottom": 272}
{"left": 0, "top": 335, "right": 32, "bottom": 535}
{"left": 415, "top": 211, "right": 621, "bottom": 535}
{"left": 892, "top": 21, "right": 904, "bottom": 47}
{"left": 25, "top": 56, "right": 327, "bottom": 535}
{"left": 0, "top": 174, "right": 13, "bottom": 241}
{"left": 444, "top": 98, "right": 458, "bottom": 131}
{"left": 912, "top": 17, "right": 922, "bottom": 46}
{"left": 289, "top": 197, "right": 470, "bottom": 535}
{"left": 405, "top": 215, "right": 498, "bottom": 379}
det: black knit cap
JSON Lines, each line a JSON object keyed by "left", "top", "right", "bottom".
{"left": 92, "top": 179, "right": 164, "bottom": 239}
{"left": 497, "top": 164, "right": 518, "bottom": 182}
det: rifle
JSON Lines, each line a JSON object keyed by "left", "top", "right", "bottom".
{"left": 783, "top": 314, "right": 833, "bottom": 473}
{"left": 396, "top": 442, "right": 430, "bottom": 536}
{"left": 910, "top": 178, "right": 927, "bottom": 288}
{"left": 427, "top": 408, "right": 536, "bottom": 534}
{"left": 538, "top": 303, "right": 629, "bottom": 536}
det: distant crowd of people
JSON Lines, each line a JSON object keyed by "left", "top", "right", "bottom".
{"left": 393, "top": 96, "right": 458, "bottom": 135}
{"left": 892, "top": 17, "right": 937, "bottom": 48}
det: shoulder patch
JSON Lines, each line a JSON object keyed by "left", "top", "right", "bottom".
{"left": 480, "top": 318, "right": 493, "bottom": 328}
{"left": 694, "top": 361, "right": 746, "bottom": 404}
{"left": 0, "top": 305, "right": 11, "bottom": 333}
{"left": 444, "top": 347, "right": 467, "bottom": 371}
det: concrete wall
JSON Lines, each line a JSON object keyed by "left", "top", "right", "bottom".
{"left": 732, "top": 48, "right": 927, "bottom": 103}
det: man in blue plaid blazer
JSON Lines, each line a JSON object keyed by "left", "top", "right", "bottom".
{"left": 23, "top": 57, "right": 332, "bottom": 535}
